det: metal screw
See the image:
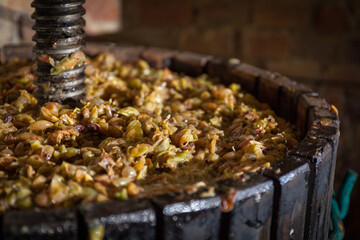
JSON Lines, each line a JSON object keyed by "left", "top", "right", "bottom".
{"left": 31, "top": 0, "right": 86, "bottom": 105}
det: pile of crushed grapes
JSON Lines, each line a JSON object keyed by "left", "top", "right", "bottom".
{"left": 0, "top": 53, "right": 299, "bottom": 212}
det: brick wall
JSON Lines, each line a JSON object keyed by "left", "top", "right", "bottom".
{"left": 0, "top": 0, "right": 121, "bottom": 44}
{"left": 1, "top": 0, "right": 360, "bottom": 237}
{"left": 115, "top": 3, "right": 360, "bottom": 236}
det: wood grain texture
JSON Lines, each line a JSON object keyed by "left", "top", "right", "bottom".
{"left": 258, "top": 73, "right": 293, "bottom": 112}
{"left": 290, "top": 137, "right": 334, "bottom": 240}
{"left": 263, "top": 156, "right": 310, "bottom": 240}
{"left": 278, "top": 77, "right": 312, "bottom": 121}
{"left": 217, "top": 174, "right": 274, "bottom": 240}
{"left": 296, "top": 93, "right": 328, "bottom": 138}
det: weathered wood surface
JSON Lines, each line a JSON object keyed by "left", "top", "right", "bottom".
{"left": 290, "top": 137, "right": 334, "bottom": 240}
{"left": 0, "top": 43, "right": 340, "bottom": 240}
{"left": 206, "top": 57, "right": 240, "bottom": 83}
{"left": 217, "top": 174, "right": 274, "bottom": 240}
{"left": 79, "top": 199, "right": 156, "bottom": 240}
{"left": 278, "top": 78, "right": 312, "bottom": 122}
{"left": 170, "top": 51, "right": 211, "bottom": 77}
{"left": 151, "top": 191, "right": 221, "bottom": 240}
{"left": 3, "top": 208, "right": 77, "bottom": 240}
{"left": 141, "top": 47, "right": 177, "bottom": 69}
{"left": 263, "top": 156, "right": 310, "bottom": 240}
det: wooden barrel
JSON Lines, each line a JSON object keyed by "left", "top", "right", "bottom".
{"left": 0, "top": 43, "right": 339, "bottom": 240}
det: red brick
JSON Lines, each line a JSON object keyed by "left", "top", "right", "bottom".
{"left": 196, "top": 1, "right": 250, "bottom": 27}
{"left": 84, "top": 0, "right": 120, "bottom": 22}
{"left": 266, "top": 59, "right": 321, "bottom": 79}
{"left": 253, "top": 1, "right": 310, "bottom": 28}
{"left": 117, "top": 26, "right": 180, "bottom": 49}
{"left": 84, "top": 0, "right": 121, "bottom": 35}
{"left": 291, "top": 33, "right": 348, "bottom": 63}
{"left": 322, "top": 64, "right": 360, "bottom": 82}
{"left": 138, "top": 0, "right": 192, "bottom": 25}
{"left": 242, "top": 30, "right": 290, "bottom": 60}
{"left": 179, "top": 27, "right": 235, "bottom": 57}
{"left": 315, "top": 2, "right": 351, "bottom": 34}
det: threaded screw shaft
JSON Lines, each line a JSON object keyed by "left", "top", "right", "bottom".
{"left": 32, "top": 0, "right": 86, "bottom": 105}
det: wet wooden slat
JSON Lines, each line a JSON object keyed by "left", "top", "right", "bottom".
{"left": 141, "top": 47, "right": 177, "bottom": 69}
{"left": 306, "top": 112, "right": 340, "bottom": 240}
{"left": 308, "top": 106, "right": 340, "bottom": 129}
{"left": 112, "top": 44, "right": 145, "bottom": 64}
{"left": 296, "top": 94, "right": 328, "bottom": 138}
{"left": 2, "top": 208, "right": 77, "bottom": 240}
{"left": 226, "top": 63, "right": 273, "bottom": 96}
{"left": 278, "top": 77, "right": 313, "bottom": 121}
{"left": 206, "top": 57, "right": 241, "bottom": 84}
{"left": 170, "top": 51, "right": 212, "bottom": 77}
{"left": 289, "top": 137, "right": 334, "bottom": 240}
{"left": 151, "top": 191, "right": 221, "bottom": 240}
{"left": 263, "top": 156, "right": 310, "bottom": 240}
{"left": 258, "top": 73, "right": 293, "bottom": 112}
{"left": 79, "top": 199, "right": 156, "bottom": 240}
{"left": 218, "top": 174, "right": 274, "bottom": 240}
{"left": 86, "top": 43, "right": 144, "bottom": 64}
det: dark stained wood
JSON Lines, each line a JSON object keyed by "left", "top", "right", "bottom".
{"left": 3, "top": 43, "right": 33, "bottom": 62}
{"left": 86, "top": 43, "right": 144, "bottom": 64}
{"left": 170, "top": 51, "right": 212, "bottom": 77}
{"left": 226, "top": 63, "right": 273, "bottom": 96}
{"left": 217, "top": 174, "right": 274, "bottom": 240}
{"left": 85, "top": 42, "right": 116, "bottom": 57}
{"left": 141, "top": 47, "right": 177, "bottom": 69}
{"left": 306, "top": 110, "right": 340, "bottom": 240}
{"left": 258, "top": 73, "right": 293, "bottom": 112}
{"left": 112, "top": 44, "right": 144, "bottom": 64}
{"left": 289, "top": 137, "right": 334, "bottom": 240}
{"left": 308, "top": 106, "right": 340, "bottom": 129}
{"left": 263, "top": 156, "right": 310, "bottom": 240}
{"left": 151, "top": 190, "right": 221, "bottom": 240}
{"left": 278, "top": 77, "right": 313, "bottom": 121}
{"left": 79, "top": 199, "right": 156, "bottom": 240}
{"left": 296, "top": 94, "right": 328, "bottom": 138}
{"left": 206, "top": 57, "right": 241, "bottom": 84}
{"left": 2, "top": 208, "right": 77, "bottom": 240}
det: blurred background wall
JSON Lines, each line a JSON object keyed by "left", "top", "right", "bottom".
{"left": 0, "top": 0, "right": 359, "bottom": 238}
